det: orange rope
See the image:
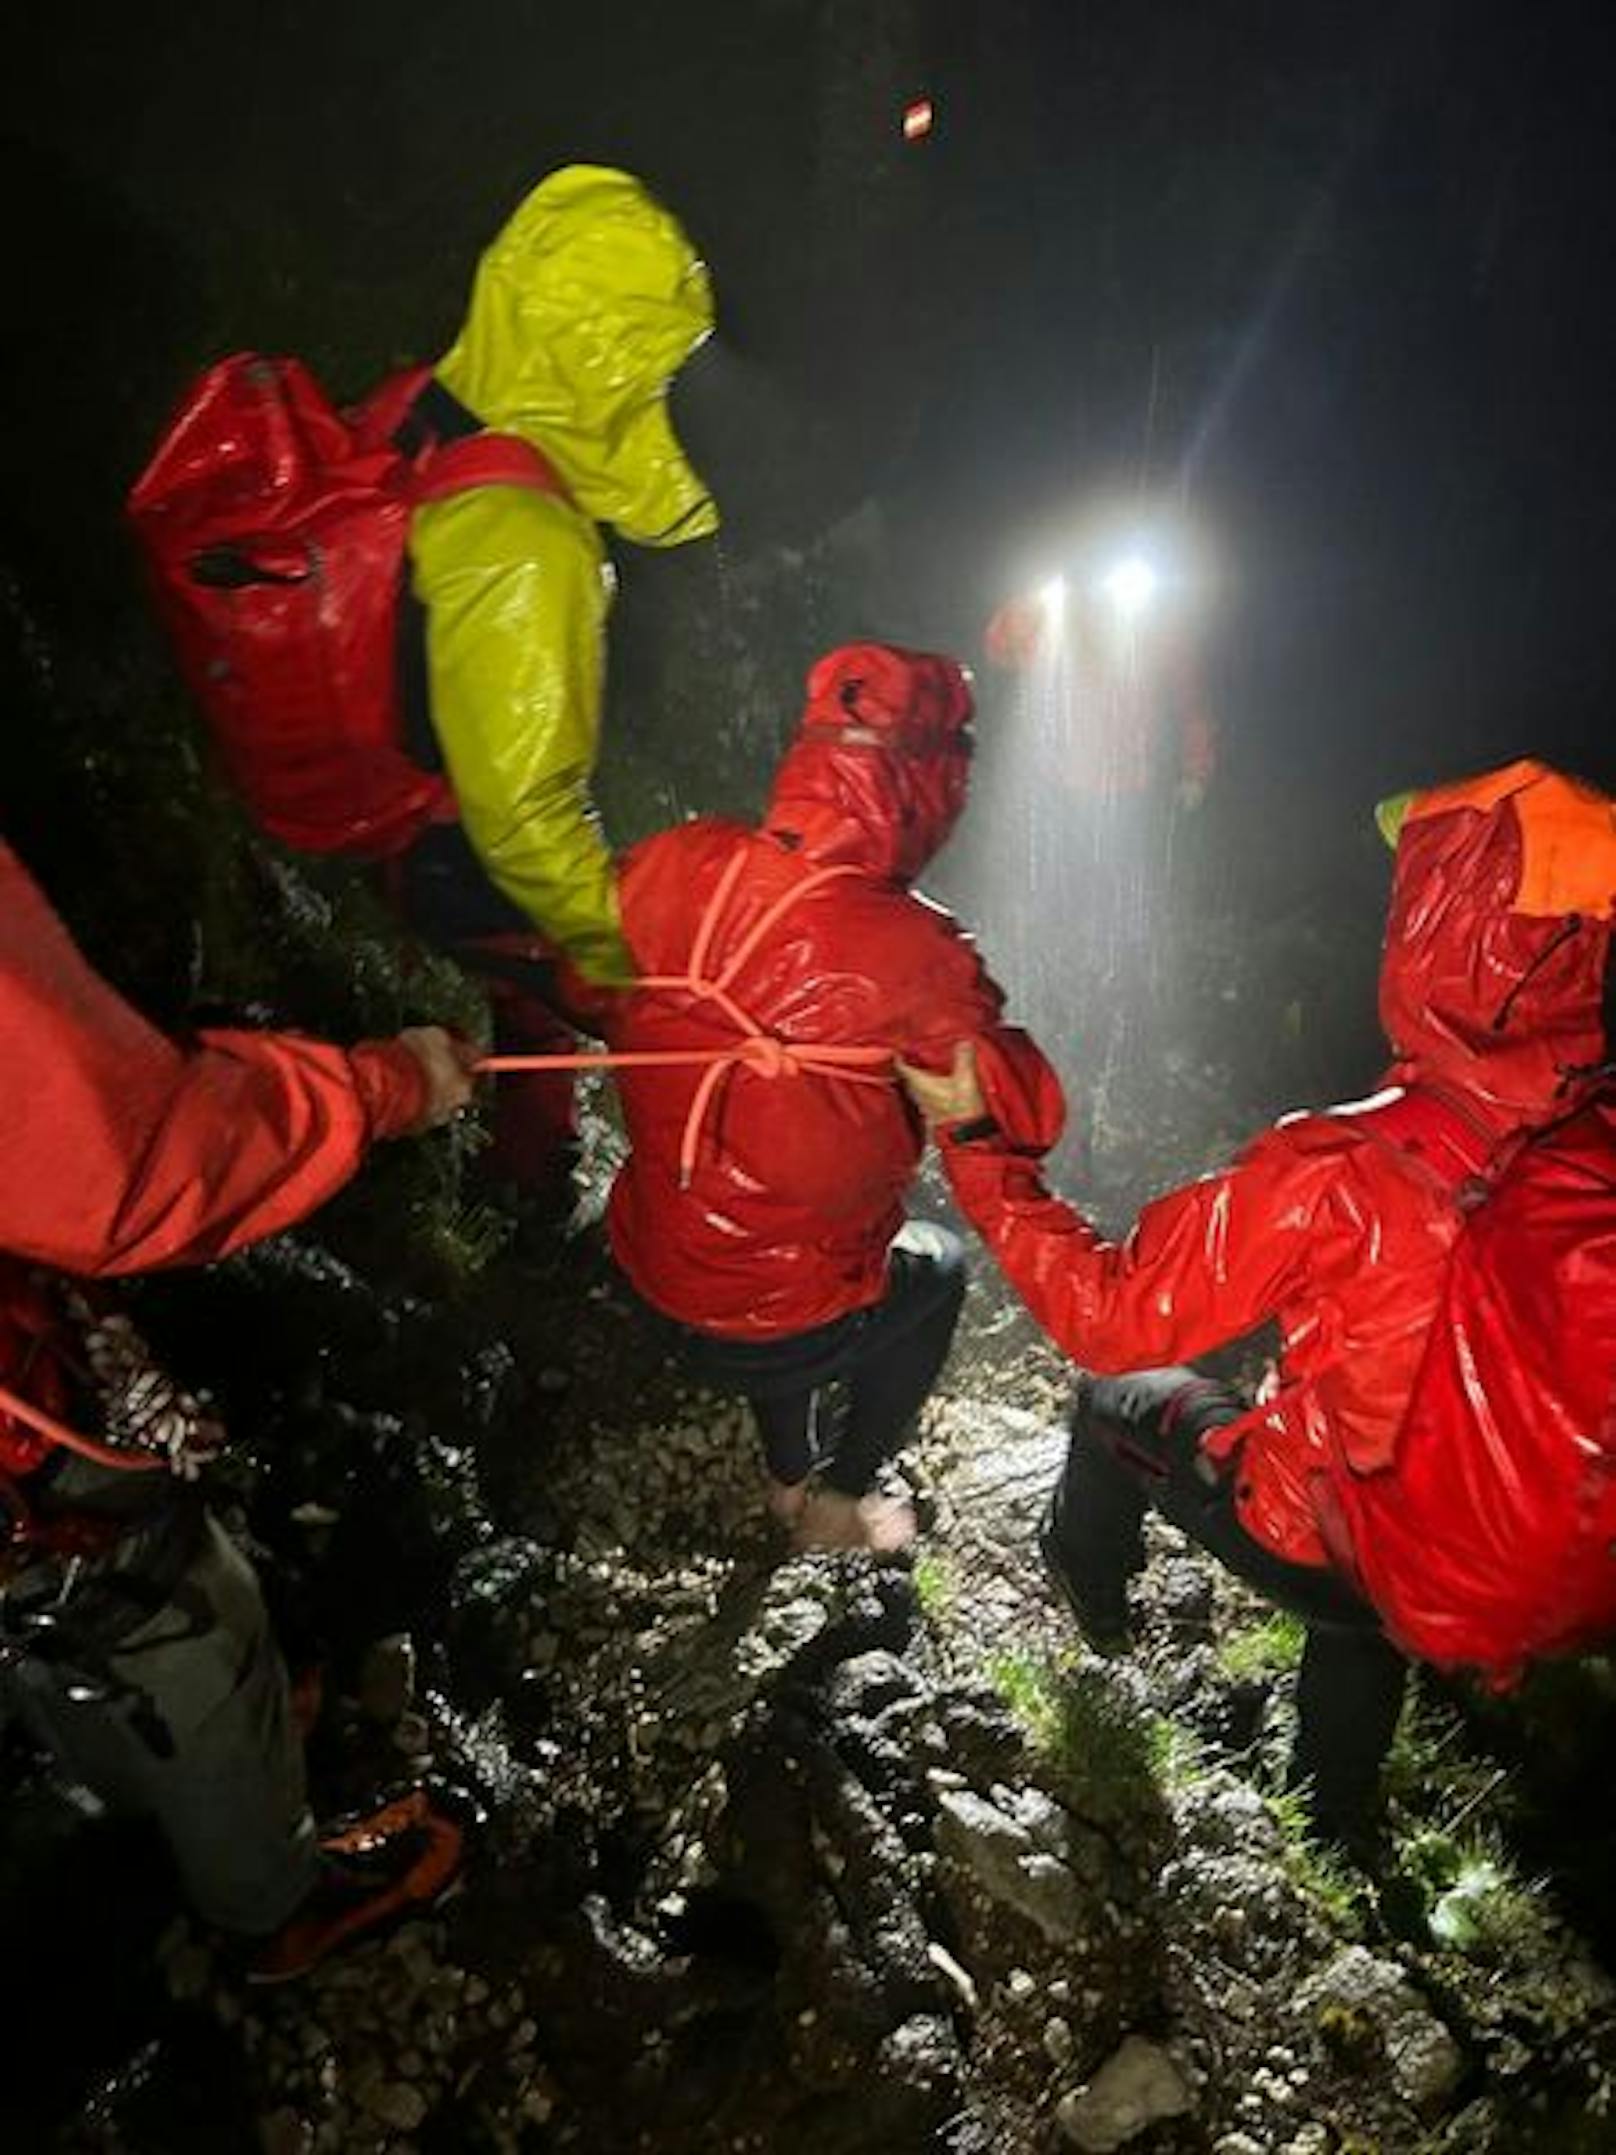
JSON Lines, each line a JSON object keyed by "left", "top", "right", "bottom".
{"left": 0, "top": 875, "right": 890, "bottom": 1473}
{"left": 0, "top": 1379, "right": 166, "bottom": 1474}
{"left": 475, "top": 860, "right": 895, "bottom": 1186}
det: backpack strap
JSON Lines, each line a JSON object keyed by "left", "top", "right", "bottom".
{"left": 409, "top": 433, "right": 573, "bottom": 509}
{"left": 347, "top": 363, "right": 437, "bottom": 453}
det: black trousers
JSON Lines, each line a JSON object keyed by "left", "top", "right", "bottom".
{"left": 675, "top": 1221, "right": 967, "bottom": 1497}
{"left": 394, "top": 822, "right": 579, "bottom": 1196}
{"left": 1049, "top": 1366, "right": 1408, "bottom": 1836}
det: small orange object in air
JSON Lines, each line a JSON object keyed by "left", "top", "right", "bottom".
{"left": 902, "top": 98, "right": 934, "bottom": 142}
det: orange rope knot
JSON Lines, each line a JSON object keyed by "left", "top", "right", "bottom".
{"left": 477, "top": 855, "right": 898, "bottom": 1190}
{"left": 736, "top": 1036, "right": 798, "bottom": 1080}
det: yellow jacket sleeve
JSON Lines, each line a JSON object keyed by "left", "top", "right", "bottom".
{"left": 408, "top": 484, "right": 634, "bottom": 985}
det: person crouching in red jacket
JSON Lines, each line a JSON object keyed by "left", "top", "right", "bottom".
{"left": 900, "top": 760, "right": 1616, "bottom": 1853}
{"left": 589, "top": 644, "right": 1063, "bottom": 1554}
{"left": 0, "top": 837, "right": 475, "bottom": 1978}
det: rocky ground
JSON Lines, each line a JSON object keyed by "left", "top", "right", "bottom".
{"left": 11, "top": 1115, "right": 1615, "bottom": 2155}
{"left": 0, "top": 1047, "right": 1611, "bottom": 2155}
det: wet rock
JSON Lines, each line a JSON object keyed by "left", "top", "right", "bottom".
{"left": 1054, "top": 2035, "right": 1194, "bottom": 2150}
{"left": 1044, "top": 2015, "right": 1076, "bottom": 2066}
{"left": 364, "top": 2079, "right": 428, "bottom": 2133}
{"left": 444, "top": 1538, "right": 549, "bottom": 1705}
{"left": 289, "top": 1499, "right": 340, "bottom": 1529}
{"left": 1181, "top": 1671, "right": 1267, "bottom": 1758}
{"left": 876, "top": 2011, "right": 959, "bottom": 2100}
{"left": 447, "top": 1337, "right": 525, "bottom": 1436}
{"left": 257, "top": 2107, "right": 314, "bottom": 2155}
{"left": 1279, "top": 2125, "right": 1330, "bottom": 2155}
{"left": 934, "top": 1786, "right": 1092, "bottom": 1942}
{"left": 933, "top": 1686, "right": 1038, "bottom": 1791}
{"left": 1159, "top": 1846, "right": 1314, "bottom": 1983}
{"left": 1180, "top": 1777, "right": 1280, "bottom": 1858}
{"left": 1296, "top": 1946, "right": 1463, "bottom": 2114}
{"left": 1149, "top": 1556, "right": 1216, "bottom": 1631}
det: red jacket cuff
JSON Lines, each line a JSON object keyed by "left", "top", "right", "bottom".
{"left": 348, "top": 1040, "right": 428, "bottom": 1139}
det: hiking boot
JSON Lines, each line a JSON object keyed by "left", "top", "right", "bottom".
{"left": 246, "top": 1790, "right": 464, "bottom": 1986}
{"left": 1037, "top": 1493, "right": 1133, "bottom": 1654}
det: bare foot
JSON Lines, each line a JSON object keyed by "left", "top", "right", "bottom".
{"left": 765, "top": 1476, "right": 810, "bottom": 1530}
{"left": 791, "top": 1488, "right": 918, "bottom": 1555}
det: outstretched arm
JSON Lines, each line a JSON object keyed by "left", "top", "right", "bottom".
{"left": 903, "top": 1042, "right": 1309, "bottom": 1370}
{"left": 0, "top": 843, "right": 473, "bottom": 1277}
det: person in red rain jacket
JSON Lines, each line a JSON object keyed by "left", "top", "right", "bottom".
{"left": 0, "top": 836, "right": 474, "bottom": 1976}
{"left": 900, "top": 758, "right": 1616, "bottom": 1850}
{"left": 589, "top": 644, "right": 1063, "bottom": 1554}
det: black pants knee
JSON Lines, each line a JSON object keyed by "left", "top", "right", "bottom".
{"left": 678, "top": 1221, "right": 967, "bottom": 1496}
{"left": 1049, "top": 1366, "right": 1407, "bottom": 1826}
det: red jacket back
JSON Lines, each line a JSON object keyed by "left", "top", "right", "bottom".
{"left": 603, "top": 818, "right": 1059, "bottom": 1338}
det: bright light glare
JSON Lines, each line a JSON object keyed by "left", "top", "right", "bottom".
{"left": 1099, "top": 555, "right": 1158, "bottom": 618}
{"left": 902, "top": 98, "right": 934, "bottom": 142}
{"left": 1039, "top": 574, "right": 1067, "bottom": 617}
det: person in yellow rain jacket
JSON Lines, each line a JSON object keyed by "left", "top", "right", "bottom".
{"left": 386, "top": 165, "right": 718, "bottom": 1202}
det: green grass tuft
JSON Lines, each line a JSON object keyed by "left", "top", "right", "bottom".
{"left": 1263, "top": 1784, "right": 1370, "bottom": 1930}
{"left": 911, "top": 1551, "right": 955, "bottom": 1622}
{"left": 1216, "top": 1608, "right": 1306, "bottom": 1682}
{"left": 987, "top": 1645, "right": 1178, "bottom": 1850}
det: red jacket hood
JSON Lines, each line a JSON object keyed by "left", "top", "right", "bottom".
{"left": 1379, "top": 759, "right": 1616, "bottom": 1132}
{"left": 763, "top": 643, "right": 975, "bottom": 884}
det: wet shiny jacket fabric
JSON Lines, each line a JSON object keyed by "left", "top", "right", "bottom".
{"left": 0, "top": 841, "right": 426, "bottom": 1476}
{"left": 1343, "top": 1087, "right": 1616, "bottom": 1679}
{"left": 944, "top": 761, "right": 1615, "bottom": 1628}
{"left": 597, "top": 646, "right": 1064, "bottom": 1339}
{"left": 409, "top": 166, "right": 716, "bottom": 985}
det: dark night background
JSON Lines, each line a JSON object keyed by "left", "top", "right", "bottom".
{"left": 0, "top": 0, "right": 1609, "bottom": 1109}
{"left": 3, "top": 8, "right": 1616, "bottom": 2140}
{"left": 6, "top": 0, "right": 1614, "bottom": 828}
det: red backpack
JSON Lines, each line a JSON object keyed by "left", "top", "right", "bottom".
{"left": 1347, "top": 1089, "right": 1616, "bottom": 1683}
{"left": 128, "top": 355, "right": 568, "bottom": 859}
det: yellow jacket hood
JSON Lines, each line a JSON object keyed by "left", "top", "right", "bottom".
{"left": 436, "top": 165, "right": 717, "bottom": 548}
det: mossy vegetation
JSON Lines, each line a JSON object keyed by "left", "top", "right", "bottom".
{"left": 1216, "top": 1606, "right": 1306, "bottom": 1682}
{"left": 911, "top": 1549, "right": 956, "bottom": 1623}
{"left": 986, "top": 1643, "right": 1179, "bottom": 1851}
{"left": 1261, "top": 1783, "right": 1371, "bottom": 1932}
